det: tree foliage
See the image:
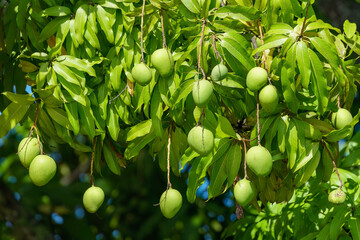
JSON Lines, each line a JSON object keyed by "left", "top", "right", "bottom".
{"left": 0, "top": 0, "right": 360, "bottom": 239}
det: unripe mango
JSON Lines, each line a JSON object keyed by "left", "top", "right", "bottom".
{"left": 83, "top": 186, "right": 105, "bottom": 213}
{"left": 192, "top": 80, "right": 213, "bottom": 108}
{"left": 246, "top": 146, "right": 273, "bottom": 176}
{"left": 29, "top": 155, "right": 57, "bottom": 186}
{"left": 160, "top": 188, "right": 182, "bottom": 219}
{"left": 211, "top": 64, "right": 228, "bottom": 81}
{"left": 131, "top": 63, "right": 152, "bottom": 86}
{"left": 18, "top": 137, "right": 41, "bottom": 168}
{"left": 151, "top": 48, "right": 174, "bottom": 77}
{"left": 234, "top": 179, "right": 256, "bottom": 206}
{"left": 331, "top": 108, "right": 353, "bottom": 129}
{"left": 259, "top": 85, "right": 278, "bottom": 113}
{"left": 328, "top": 189, "right": 346, "bottom": 205}
{"left": 187, "top": 126, "right": 214, "bottom": 156}
{"left": 246, "top": 67, "right": 268, "bottom": 92}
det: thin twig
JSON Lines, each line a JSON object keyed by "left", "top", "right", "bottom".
{"left": 90, "top": 136, "right": 98, "bottom": 186}
{"left": 241, "top": 139, "right": 248, "bottom": 179}
{"left": 108, "top": 139, "right": 124, "bottom": 160}
{"left": 256, "top": 93, "right": 260, "bottom": 146}
{"left": 140, "top": 0, "right": 146, "bottom": 63}
{"left": 299, "top": 1, "right": 311, "bottom": 38}
{"left": 34, "top": 127, "right": 43, "bottom": 155}
{"left": 109, "top": 85, "right": 128, "bottom": 104}
{"left": 160, "top": 9, "right": 167, "bottom": 49}
{"left": 196, "top": 107, "right": 206, "bottom": 126}
{"left": 197, "top": 20, "right": 207, "bottom": 80}
{"left": 321, "top": 140, "right": 343, "bottom": 189}
{"left": 212, "top": 34, "right": 223, "bottom": 63}
{"left": 167, "top": 125, "right": 173, "bottom": 189}
{"left": 337, "top": 95, "right": 341, "bottom": 109}
{"left": 18, "top": 101, "right": 41, "bottom": 154}
{"left": 257, "top": 19, "right": 268, "bottom": 73}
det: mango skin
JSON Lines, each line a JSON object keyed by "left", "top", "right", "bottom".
{"left": 160, "top": 188, "right": 182, "bottom": 219}
{"left": 259, "top": 85, "right": 279, "bottom": 113}
{"left": 29, "top": 155, "right": 57, "bottom": 186}
{"left": 211, "top": 64, "right": 228, "bottom": 81}
{"left": 331, "top": 108, "right": 353, "bottom": 130}
{"left": 151, "top": 48, "right": 174, "bottom": 77}
{"left": 83, "top": 186, "right": 105, "bottom": 213}
{"left": 328, "top": 189, "right": 346, "bottom": 205}
{"left": 187, "top": 126, "right": 214, "bottom": 156}
{"left": 192, "top": 80, "right": 213, "bottom": 108}
{"left": 234, "top": 179, "right": 256, "bottom": 206}
{"left": 18, "top": 137, "right": 41, "bottom": 168}
{"left": 246, "top": 146, "right": 273, "bottom": 176}
{"left": 246, "top": 67, "right": 268, "bottom": 92}
{"left": 131, "top": 63, "right": 152, "bottom": 86}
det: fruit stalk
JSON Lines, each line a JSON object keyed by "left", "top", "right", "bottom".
{"left": 196, "top": 107, "right": 206, "bottom": 127}
{"left": 257, "top": 19, "right": 268, "bottom": 73}
{"left": 160, "top": 9, "right": 167, "bottom": 49}
{"left": 167, "top": 124, "right": 173, "bottom": 189}
{"left": 337, "top": 95, "right": 341, "bottom": 109}
{"left": 321, "top": 140, "right": 343, "bottom": 189}
{"left": 212, "top": 34, "right": 223, "bottom": 63}
{"left": 140, "top": 0, "right": 146, "bottom": 63}
{"left": 197, "top": 20, "right": 207, "bottom": 79}
{"left": 256, "top": 93, "right": 260, "bottom": 145}
{"left": 90, "top": 137, "right": 98, "bottom": 186}
{"left": 241, "top": 138, "right": 248, "bottom": 179}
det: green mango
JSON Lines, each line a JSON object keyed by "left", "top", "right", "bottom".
{"left": 83, "top": 186, "right": 105, "bottom": 213}
{"left": 18, "top": 137, "right": 41, "bottom": 168}
{"left": 151, "top": 48, "right": 174, "bottom": 77}
{"left": 259, "top": 85, "right": 278, "bottom": 113}
{"left": 131, "top": 62, "right": 152, "bottom": 86}
{"left": 246, "top": 67, "right": 268, "bottom": 92}
{"left": 246, "top": 146, "right": 273, "bottom": 176}
{"left": 160, "top": 188, "right": 182, "bottom": 219}
{"left": 187, "top": 126, "right": 214, "bottom": 156}
{"left": 234, "top": 179, "right": 256, "bottom": 206}
{"left": 211, "top": 63, "right": 228, "bottom": 81}
{"left": 29, "top": 155, "right": 57, "bottom": 186}
{"left": 192, "top": 80, "right": 213, "bottom": 108}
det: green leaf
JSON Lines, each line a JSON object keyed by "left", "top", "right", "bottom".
{"left": 216, "top": 114, "right": 237, "bottom": 139}
{"left": 226, "top": 143, "right": 241, "bottom": 186}
{"left": 74, "top": 4, "right": 88, "bottom": 45}
{"left": 125, "top": 133, "right": 155, "bottom": 160}
{"left": 126, "top": 119, "right": 152, "bottom": 142}
{"left": 107, "top": 105, "right": 120, "bottom": 141}
{"left": 109, "top": 54, "right": 123, "bottom": 91}
{"left": 208, "top": 138, "right": 234, "bottom": 198}
{"left": 151, "top": 85, "right": 163, "bottom": 138}
{"left": 103, "top": 141, "right": 121, "bottom": 175}
{"left": 39, "top": 16, "right": 69, "bottom": 42}
{"left": 46, "top": 107, "right": 72, "bottom": 130}
{"left": 181, "top": 0, "right": 201, "bottom": 14}
{"left": 40, "top": 6, "right": 72, "bottom": 17}
{"left": 266, "top": 23, "right": 293, "bottom": 35}
{"left": 316, "top": 223, "right": 330, "bottom": 240}
{"left": 329, "top": 207, "right": 350, "bottom": 240}
{"left": 349, "top": 217, "right": 360, "bottom": 240}
{"left": 78, "top": 103, "right": 96, "bottom": 139}
{"left": 286, "top": 119, "right": 298, "bottom": 169}
{"left": 0, "top": 102, "right": 31, "bottom": 138}
{"left": 306, "top": 20, "right": 340, "bottom": 32}
{"left": 221, "top": 34, "right": 255, "bottom": 71}
{"left": 252, "top": 35, "right": 289, "bottom": 56}
{"left": 180, "top": 147, "right": 199, "bottom": 172}
{"left": 296, "top": 41, "right": 311, "bottom": 89}
{"left": 215, "top": 5, "right": 260, "bottom": 21}
{"left": 293, "top": 142, "right": 319, "bottom": 172}
{"left": 2, "top": 92, "right": 35, "bottom": 105}
{"left": 64, "top": 102, "right": 80, "bottom": 135}
{"left": 325, "top": 110, "right": 360, "bottom": 142}
{"left": 281, "top": 45, "right": 299, "bottom": 113}
{"left": 308, "top": 49, "right": 329, "bottom": 114}
{"left": 169, "top": 79, "right": 196, "bottom": 106}
{"left": 52, "top": 62, "right": 81, "bottom": 86}
{"left": 277, "top": 116, "right": 289, "bottom": 153}
{"left": 96, "top": 5, "right": 115, "bottom": 44}
{"left": 343, "top": 20, "right": 357, "bottom": 38}
{"left": 97, "top": 83, "right": 108, "bottom": 121}
{"left": 36, "top": 63, "right": 49, "bottom": 89}
{"left": 57, "top": 55, "right": 96, "bottom": 77}
{"left": 57, "top": 75, "right": 87, "bottom": 106}
{"left": 16, "top": 0, "right": 30, "bottom": 29}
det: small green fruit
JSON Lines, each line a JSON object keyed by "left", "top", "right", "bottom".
{"left": 29, "top": 155, "right": 57, "bottom": 186}
{"left": 151, "top": 48, "right": 174, "bottom": 77}
{"left": 187, "top": 126, "right": 214, "bottom": 156}
{"left": 83, "top": 186, "right": 105, "bottom": 213}
{"left": 131, "top": 62, "right": 152, "bottom": 86}
{"left": 211, "top": 64, "right": 228, "bottom": 81}
{"left": 331, "top": 108, "right": 353, "bottom": 129}
{"left": 192, "top": 80, "right": 213, "bottom": 108}
{"left": 234, "top": 179, "right": 256, "bottom": 206}
{"left": 328, "top": 189, "right": 346, "bottom": 205}
{"left": 246, "top": 146, "right": 273, "bottom": 176}
{"left": 259, "top": 85, "right": 279, "bottom": 113}
{"left": 18, "top": 137, "right": 41, "bottom": 168}
{"left": 160, "top": 188, "right": 182, "bottom": 219}
{"left": 246, "top": 67, "right": 268, "bottom": 92}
